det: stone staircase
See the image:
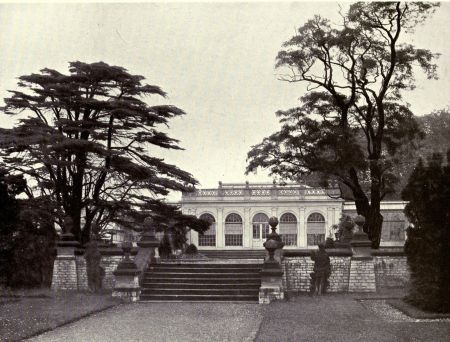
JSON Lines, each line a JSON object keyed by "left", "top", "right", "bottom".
{"left": 199, "top": 249, "right": 266, "bottom": 259}
{"left": 140, "top": 262, "right": 262, "bottom": 302}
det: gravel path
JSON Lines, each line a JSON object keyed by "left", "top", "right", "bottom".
{"left": 25, "top": 295, "right": 450, "bottom": 342}
{"left": 256, "top": 295, "right": 450, "bottom": 342}
{"left": 27, "top": 302, "right": 264, "bottom": 342}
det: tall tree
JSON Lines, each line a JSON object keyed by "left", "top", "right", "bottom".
{"left": 0, "top": 61, "right": 207, "bottom": 244}
{"left": 247, "top": 2, "right": 439, "bottom": 248}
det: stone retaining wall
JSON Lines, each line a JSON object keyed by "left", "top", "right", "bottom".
{"left": 283, "top": 248, "right": 408, "bottom": 293}
{"left": 52, "top": 246, "right": 138, "bottom": 291}
{"left": 282, "top": 249, "right": 352, "bottom": 293}
{"left": 373, "top": 254, "right": 409, "bottom": 289}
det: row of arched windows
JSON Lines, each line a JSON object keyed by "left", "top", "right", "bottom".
{"left": 198, "top": 212, "right": 326, "bottom": 247}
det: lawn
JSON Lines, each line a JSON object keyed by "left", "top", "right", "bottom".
{"left": 0, "top": 288, "right": 121, "bottom": 342}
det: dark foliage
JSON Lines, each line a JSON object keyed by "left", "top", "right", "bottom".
{"left": 0, "top": 168, "right": 21, "bottom": 285}
{"left": 7, "top": 219, "right": 56, "bottom": 288}
{"left": 185, "top": 243, "right": 198, "bottom": 255}
{"left": 0, "top": 167, "right": 57, "bottom": 288}
{"left": 402, "top": 152, "right": 450, "bottom": 313}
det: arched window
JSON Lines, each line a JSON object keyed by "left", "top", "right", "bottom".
{"left": 307, "top": 213, "right": 325, "bottom": 246}
{"left": 252, "top": 213, "right": 270, "bottom": 240}
{"left": 225, "top": 213, "right": 243, "bottom": 246}
{"left": 199, "top": 213, "right": 216, "bottom": 247}
{"left": 279, "top": 213, "right": 297, "bottom": 246}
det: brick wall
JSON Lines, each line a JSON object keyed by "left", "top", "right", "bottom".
{"left": 282, "top": 249, "right": 408, "bottom": 293}
{"left": 51, "top": 256, "right": 78, "bottom": 290}
{"left": 373, "top": 255, "right": 409, "bottom": 289}
{"left": 348, "top": 258, "right": 376, "bottom": 292}
{"left": 283, "top": 256, "right": 313, "bottom": 292}
{"left": 76, "top": 256, "right": 88, "bottom": 290}
{"left": 51, "top": 246, "right": 137, "bottom": 291}
{"left": 282, "top": 255, "right": 351, "bottom": 293}
{"left": 100, "top": 255, "right": 122, "bottom": 289}
{"left": 329, "top": 256, "right": 351, "bottom": 292}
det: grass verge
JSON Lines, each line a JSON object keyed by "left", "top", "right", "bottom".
{"left": 387, "top": 298, "right": 450, "bottom": 319}
{"left": 0, "top": 288, "right": 121, "bottom": 341}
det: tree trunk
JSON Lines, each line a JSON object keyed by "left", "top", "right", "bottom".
{"left": 367, "top": 160, "right": 384, "bottom": 249}
{"left": 348, "top": 165, "right": 383, "bottom": 248}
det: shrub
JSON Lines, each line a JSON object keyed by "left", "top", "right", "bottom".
{"left": 185, "top": 244, "right": 198, "bottom": 255}
{"left": 402, "top": 152, "right": 450, "bottom": 313}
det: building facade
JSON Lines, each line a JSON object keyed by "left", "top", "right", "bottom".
{"left": 181, "top": 182, "right": 408, "bottom": 249}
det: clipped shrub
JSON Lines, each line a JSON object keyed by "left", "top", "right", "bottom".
{"left": 402, "top": 152, "right": 450, "bottom": 313}
{"left": 324, "top": 237, "right": 335, "bottom": 249}
{"left": 185, "top": 243, "right": 198, "bottom": 255}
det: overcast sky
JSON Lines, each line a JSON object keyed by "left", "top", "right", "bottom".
{"left": 0, "top": 2, "right": 449, "bottom": 200}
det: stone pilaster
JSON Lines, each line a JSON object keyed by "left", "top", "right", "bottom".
{"left": 216, "top": 207, "right": 224, "bottom": 248}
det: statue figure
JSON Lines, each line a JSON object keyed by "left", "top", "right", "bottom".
{"left": 310, "top": 243, "right": 331, "bottom": 295}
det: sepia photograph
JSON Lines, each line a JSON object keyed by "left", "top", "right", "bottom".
{"left": 0, "top": 1, "right": 449, "bottom": 341}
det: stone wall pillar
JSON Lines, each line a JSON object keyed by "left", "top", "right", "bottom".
{"left": 348, "top": 215, "right": 376, "bottom": 292}
{"left": 259, "top": 217, "right": 285, "bottom": 304}
{"left": 135, "top": 217, "right": 160, "bottom": 276}
{"left": 51, "top": 231, "right": 81, "bottom": 290}
{"left": 112, "top": 242, "right": 140, "bottom": 302}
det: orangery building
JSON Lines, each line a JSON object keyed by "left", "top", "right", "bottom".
{"left": 180, "top": 182, "right": 408, "bottom": 250}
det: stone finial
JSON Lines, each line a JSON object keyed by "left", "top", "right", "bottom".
{"left": 268, "top": 216, "right": 279, "bottom": 229}
{"left": 267, "top": 217, "right": 283, "bottom": 244}
{"left": 115, "top": 241, "right": 138, "bottom": 272}
{"left": 264, "top": 239, "right": 278, "bottom": 261}
{"left": 64, "top": 215, "right": 74, "bottom": 234}
{"left": 58, "top": 215, "right": 80, "bottom": 248}
{"left": 138, "top": 216, "right": 160, "bottom": 249}
{"left": 144, "top": 216, "right": 154, "bottom": 227}
{"left": 354, "top": 215, "right": 366, "bottom": 233}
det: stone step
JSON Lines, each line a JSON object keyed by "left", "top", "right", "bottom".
{"left": 142, "top": 282, "right": 260, "bottom": 289}
{"left": 151, "top": 263, "right": 263, "bottom": 268}
{"left": 141, "top": 288, "right": 258, "bottom": 296}
{"left": 144, "top": 277, "right": 261, "bottom": 284}
{"left": 146, "top": 267, "right": 261, "bottom": 273}
{"left": 142, "top": 261, "right": 261, "bottom": 302}
{"left": 198, "top": 250, "right": 266, "bottom": 259}
{"left": 139, "top": 294, "right": 259, "bottom": 301}
{"left": 144, "top": 272, "right": 261, "bottom": 279}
